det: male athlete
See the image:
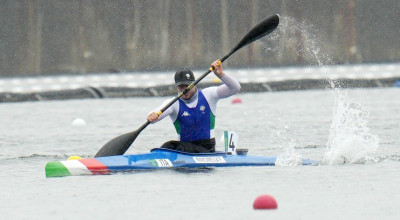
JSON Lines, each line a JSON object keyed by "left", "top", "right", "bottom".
{"left": 147, "top": 60, "right": 240, "bottom": 153}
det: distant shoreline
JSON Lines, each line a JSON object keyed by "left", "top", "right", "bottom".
{"left": 1, "top": 77, "right": 399, "bottom": 103}
{"left": 1, "top": 63, "right": 399, "bottom": 103}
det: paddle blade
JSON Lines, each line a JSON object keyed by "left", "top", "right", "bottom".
{"left": 94, "top": 131, "right": 139, "bottom": 157}
{"left": 226, "top": 14, "right": 279, "bottom": 60}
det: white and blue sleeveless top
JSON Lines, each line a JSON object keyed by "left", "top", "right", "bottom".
{"left": 173, "top": 90, "right": 214, "bottom": 141}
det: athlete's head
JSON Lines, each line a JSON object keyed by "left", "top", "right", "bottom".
{"left": 174, "top": 68, "right": 197, "bottom": 100}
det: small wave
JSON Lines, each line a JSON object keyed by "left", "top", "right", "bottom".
{"left": 363, "top": 154, "right": 400, "bottom": 163}
{"left": 0, "top": 153, "right": 93, "bottom": 162}
{"left": 256, "top": 144, "right": 322, "bottom": 151}
{"left": 19, "top": 154, "right": 66, "bottom": 159}
{"left": 295, "top": 145, "right": 320, "bottom": 149}
{"left": 172, "top": 167, "right": 216, "bottom": 174}
{"left": 318, "top": 154, "right": 400, "bottom": 165}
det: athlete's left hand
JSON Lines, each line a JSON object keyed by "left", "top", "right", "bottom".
{"left": 211, "top": 59, "right": 224, "bottom": 78}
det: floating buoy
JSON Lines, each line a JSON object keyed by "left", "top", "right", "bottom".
{"left": 72, "top": 118, "right": 86, "bottom": 127}
{"left": 232, "top": 97, "right": 242, "bottom": 104}
{"left": 68, "top": 155, "right": 82, "bottom": 160}
{"left": 253, "top": 194, "right": 278, "bottom": 209}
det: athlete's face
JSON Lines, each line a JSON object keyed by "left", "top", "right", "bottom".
{"left": 177, "top": 84, "right": 196, "bottom": 100}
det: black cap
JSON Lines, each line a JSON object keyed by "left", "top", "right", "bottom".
{"left": 174, "top": 68, "right": 195, "bottom": 86}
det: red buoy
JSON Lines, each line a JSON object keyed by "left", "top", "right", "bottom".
{"left": 232, "top": 97, "right": 242, "bottom": 104}
{"left": 253, "top": 194, "right": 278, "bottom": 209}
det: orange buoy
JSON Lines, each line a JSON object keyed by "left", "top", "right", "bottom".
{"left": 253, "top": 194, "right": 278, "bottom": 209}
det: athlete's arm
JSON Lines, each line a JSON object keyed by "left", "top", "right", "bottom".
{"left": 210, "top": 59, "right": 241, "bottom": 98}
{"left": 147, "top": 98, "right": 175, "bottom": 123}
{"left": 216, "top": 73, "right": 241, "bottom": 98}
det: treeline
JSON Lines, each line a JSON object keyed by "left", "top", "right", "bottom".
{"left": 0, "top": 0, "right": 398, "bottom": 76}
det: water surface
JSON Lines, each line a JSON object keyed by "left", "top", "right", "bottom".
{"left": 1, "top": 88, "right": 399, "bottom": 219}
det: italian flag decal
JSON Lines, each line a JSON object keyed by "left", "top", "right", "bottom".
{"left": 45, "top": 158, "right": 109, "bottom": 178}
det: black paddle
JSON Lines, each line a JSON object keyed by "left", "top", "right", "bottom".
{"left": 95, "top": 14, "right": 280, "bottom": 157}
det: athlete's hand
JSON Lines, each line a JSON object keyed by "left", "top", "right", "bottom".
{"left": 211, "top": 59, "right": 224, "bottom": 78}
{"left": 147, "top": 112, "right": 159, "bottom": 122}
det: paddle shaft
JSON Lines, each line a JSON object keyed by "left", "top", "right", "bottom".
{"left": 136, "top": 45, "right": 237, "bottom": 129}
{"left": 137, "top": 48, "right": 236, "bottom": 133}
{"left": 95, "top": 14, "right": 280, "bottom": 157}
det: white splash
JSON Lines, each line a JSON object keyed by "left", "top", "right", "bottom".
{"left": 260, "top": 16, "right": 334, "bottom": 67}
{"left": 322, "top": 90, "right": 379, "bottom": 165}
{"left": 275, "top": 137, "right": 302, "bottom": 166}
{"left": 261, "top": 16, "right": 380, "bottom": 166}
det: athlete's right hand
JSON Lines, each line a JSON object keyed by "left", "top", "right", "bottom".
{"left": 147, "top": 112, "right": 160, "bottom": 122}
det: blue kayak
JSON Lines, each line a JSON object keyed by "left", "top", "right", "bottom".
{"left": 45, "top": 148, "right": 318, "bottom": 178}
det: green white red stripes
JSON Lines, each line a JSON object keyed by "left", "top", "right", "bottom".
{"left": 79, "top": 158, "right": 109, "bottom": 174}
{"left": 45, "top": 158, "right": 109, "bottom": 178}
